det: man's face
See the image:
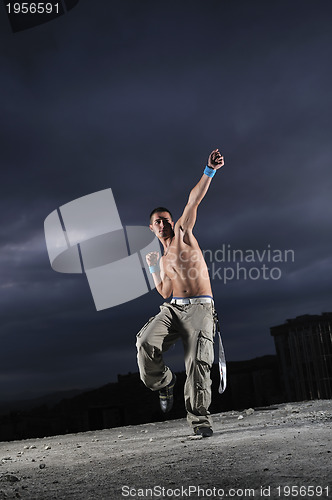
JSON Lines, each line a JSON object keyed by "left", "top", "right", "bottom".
{"left": 149, "top": 211, "right": 174, "bottom": 239}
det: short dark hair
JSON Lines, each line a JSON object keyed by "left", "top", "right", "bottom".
{"left": 149, "top": 207, "right": 173, "bottom": 222}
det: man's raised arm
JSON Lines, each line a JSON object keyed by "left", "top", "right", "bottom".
{"left": 176, "top": 149, "right": 224, "bottom": 233}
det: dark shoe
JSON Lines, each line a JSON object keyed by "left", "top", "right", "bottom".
{"left": 194, "top": 426, "right": 213, "bottom": 438}
{"left": 159, "top": 374, "right": 176, "bottom": 413}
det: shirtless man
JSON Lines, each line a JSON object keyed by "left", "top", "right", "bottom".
{"left": 136, "top": 149, "right": 224, "bottom": 437}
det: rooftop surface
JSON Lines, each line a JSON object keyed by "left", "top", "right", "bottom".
{"left": 1, "top": 400, "right": 331, "bottom": 499}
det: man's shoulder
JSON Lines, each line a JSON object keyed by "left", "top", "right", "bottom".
{"left": 173, "top": 223, "right": 200, "bottom": 247}
{"left": 173, "top": 219, "right": 190, "bottom": 234}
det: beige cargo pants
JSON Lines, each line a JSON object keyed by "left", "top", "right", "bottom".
{"left": 136, "top": 301, "right": 215, "bottom": 429}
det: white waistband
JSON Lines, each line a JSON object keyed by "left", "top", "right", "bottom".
{"left": 170, "top": 297, "right": 214, "bottom": 305}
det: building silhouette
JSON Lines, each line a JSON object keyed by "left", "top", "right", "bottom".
{"left": 271, "top": 312, "right": 332, "bottom": 401}
{"left": 0, "top": 355, "right": 283, "bottom": 442}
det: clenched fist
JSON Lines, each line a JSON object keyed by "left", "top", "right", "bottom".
{"left": 146, "top": 251, "right": 160, "bottom": 266}
{"left": 207, "top": 149, "right": 224, "bottom": 170}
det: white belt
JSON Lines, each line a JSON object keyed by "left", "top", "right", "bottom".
{"left": 171, "top": 297, "right": 214, "bottom": 305}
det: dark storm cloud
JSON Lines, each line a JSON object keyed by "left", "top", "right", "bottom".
{"left": 0, "top": 0, "right": 331, "bottom": 400}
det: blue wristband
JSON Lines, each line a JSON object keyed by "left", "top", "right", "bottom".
{"left": 204, "top": 165, "right": 216, "bottom": 178}
{"left": 149, "top": 265, "right": 159, "bottom": 274}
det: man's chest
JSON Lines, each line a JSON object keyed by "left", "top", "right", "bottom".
{"left": 162, "top": 245, "right": 203, "bottom": 273}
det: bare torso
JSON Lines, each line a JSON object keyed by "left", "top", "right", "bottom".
{"left": 160, "top": 226, "right": 212, "bottom": 298}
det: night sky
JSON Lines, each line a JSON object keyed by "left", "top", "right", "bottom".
{"left": 1, "top": 0, "right": 331, "bottom": 402}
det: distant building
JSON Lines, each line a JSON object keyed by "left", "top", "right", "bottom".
{"left": 271, "top": 312, "right": 332, "bottom": 401}
{"left": 0, "top": 355, "right": 284, "bottom": 441}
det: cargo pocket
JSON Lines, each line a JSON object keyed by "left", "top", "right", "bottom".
{"left": 196, "top": 331, "right": 214, "bottom": 367}
{"left": 136, "top": 315, "right": 155, "bottom": 338}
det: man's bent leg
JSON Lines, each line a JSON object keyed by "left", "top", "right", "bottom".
{"left": 136, "top": 305, "right": 179, "bottom": 391}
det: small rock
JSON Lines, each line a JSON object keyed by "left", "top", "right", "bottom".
{"left": 149, "top": 438, "right": 153, "bottom": 442}
{"left": 39, "top": 464, "right": 46, "bottom": 469}
{"left": 1, "top": 474, "right": 20, "bottom": 483}
{"left": 245, "top": 408, "right": 255, "bottom": 416}
{"left": 29, "top": 446, "right": 36, "bottom": 450}
{"left": 238, "top": 415, "right": 244, "bottom": 420}
{"left": 44, "top": 446, "right": 51, "bottom": 450}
